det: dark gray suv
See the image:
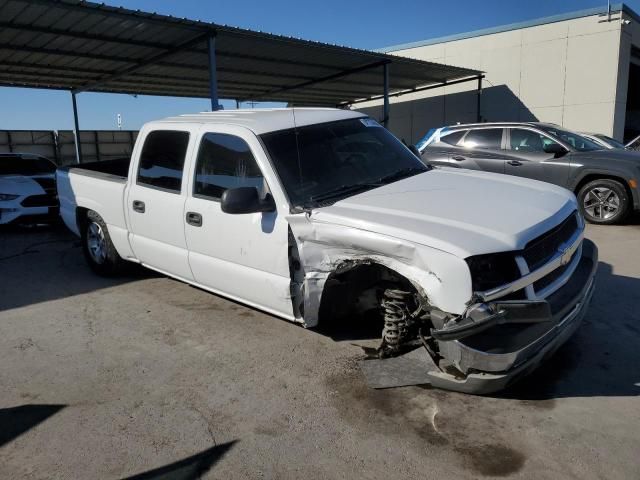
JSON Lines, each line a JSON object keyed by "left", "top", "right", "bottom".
{"left": 419, "top": 122, "right": 640, "bottom": 224}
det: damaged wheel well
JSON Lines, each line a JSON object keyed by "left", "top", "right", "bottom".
{"left": 318, "top": 261, "right": 418, "bottom": 326}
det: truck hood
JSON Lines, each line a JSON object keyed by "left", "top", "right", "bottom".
{"left": 310, "top": 168, "right": 577, "bottom": 258}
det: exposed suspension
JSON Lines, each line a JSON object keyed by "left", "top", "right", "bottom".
{"left": 379, "top": 288, "right": 414, "bottom": 357}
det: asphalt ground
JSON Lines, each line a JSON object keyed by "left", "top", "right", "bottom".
{"left": 0, "top": 218, "right": 638, "bottom": 479}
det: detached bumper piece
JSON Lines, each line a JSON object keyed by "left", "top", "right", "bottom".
{"left": 431, "top": 301, "right": 553, "bottom": 342}
{"left": 429, "top": 239, "right": 598, "bottom": 394}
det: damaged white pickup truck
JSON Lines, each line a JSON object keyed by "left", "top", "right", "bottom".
{"left": 57, "top": 109, "right": 597, "bottom": 394}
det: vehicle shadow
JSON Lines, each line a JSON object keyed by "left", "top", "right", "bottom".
{"left": 499, "top": 261, "right": 640, "bottom": 400}
{"left": 0, "top": 404, "right": 66, "bottom": 447}
{"left": 120, "top": 441, "right": 237, "bottom": 480}
{"left": 0, "top": 223, "right": 158, "bottom": 312}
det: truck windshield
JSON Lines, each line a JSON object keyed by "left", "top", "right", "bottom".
{"left": 540, "top": 127, "right": 601, "bottom": 152}
{"left": 260, "top": 118, "right": 428, "bottom": 208}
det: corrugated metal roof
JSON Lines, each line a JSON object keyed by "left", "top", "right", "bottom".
{"left": 0, "top": 0, "right": 481, "bottom": 106}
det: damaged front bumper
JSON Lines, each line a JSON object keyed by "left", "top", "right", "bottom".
{"left": 426, "top": 239, "right": 598, "bottom": 395}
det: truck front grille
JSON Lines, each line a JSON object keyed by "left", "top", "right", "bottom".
{"left": 522, "top": 213, "right": 578, "bottom": 271}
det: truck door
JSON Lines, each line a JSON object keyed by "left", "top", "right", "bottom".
{"left": 126, "top": 128, "right": 194, "bottom": 280}
{"left": 505, "top": 128, "right": 571, "bottom": 187}
{"left": 183, "top": 126, "right": 294, "bottom": 319}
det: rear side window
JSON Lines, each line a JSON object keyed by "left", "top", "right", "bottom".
{"left": 461, "top": 128, "right": 503, "bottom": 150}
{"left": 137, "top": 131, "right": 190, "bottom": 192}
{"left": 440, "top": 130, "right": 466, "bottom": 146}
{"left": 193, "top": 133, "right": 264, "bottom": 200}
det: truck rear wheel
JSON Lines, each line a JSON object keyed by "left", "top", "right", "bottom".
{"left": 81, "top": 210, "right": 126, "bottom": 276}
{"left": 578, "top": 179, "right": 630, "bottom": 225}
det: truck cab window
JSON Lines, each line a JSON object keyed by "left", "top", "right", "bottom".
{"left": 137, "top": 131, "right": 189, "bottom": 192}
{"left": 194, "top": 133, "right": 264, "bottom": 200}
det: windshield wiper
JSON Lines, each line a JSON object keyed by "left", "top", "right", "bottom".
{"left": 303, "top": 167, "right": 427, "bottom": 208}
{"left": 307, "top": 183, "right": 377, "bottom": 205}
{"left": 372, "top": 166, "right": 427, "bottom": 185}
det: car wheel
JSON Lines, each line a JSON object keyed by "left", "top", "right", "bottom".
{"left": 578, "top": 179, "right": 630, "bottom": 225}
{"left": 81, "top": 210, "right": 126, "bottom": 275}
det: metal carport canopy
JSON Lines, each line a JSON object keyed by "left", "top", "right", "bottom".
{"left": 0, "top": 0, "right": 482, "bottom": 108}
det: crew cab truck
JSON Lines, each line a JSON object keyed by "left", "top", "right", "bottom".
{"left": 57, "top": 109, "right": 598, "bottom": 394}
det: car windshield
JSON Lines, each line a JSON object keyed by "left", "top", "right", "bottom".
{"left": 0, "top": 156, "right": 56, "bottom": 176}
{"left": 540, "top": 127, "right": 601, "bottom": 152}
{"left": 260, "top": 118, "right": 428, "bottom": 208}
{"left": 595, "top": 134, "right": 627, "bottom": 149}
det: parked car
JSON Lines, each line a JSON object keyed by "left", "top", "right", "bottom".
{"left": 627, "top": 134, "right": 640, "bottom": 151}
{"left": 580, "top": 132, "right": 628, "bottom": 150}
{"left": 57, "top": 109, "right": 597, "bottom": 394}
{"left": 419, "top": 122, "right": 640, "bottom": 224}
{"left": 0, "top": 153, "right": 59, "bottom": 225}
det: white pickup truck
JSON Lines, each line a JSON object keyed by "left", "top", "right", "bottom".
{"left": 57, "top": 108, "right": 597, "bottom": 394}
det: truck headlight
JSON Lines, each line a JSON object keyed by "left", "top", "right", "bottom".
{"left": 0, "top": 193, "right": 19, "bottom": 201}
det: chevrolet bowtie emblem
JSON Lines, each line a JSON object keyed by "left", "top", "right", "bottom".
{"left": 559, "top": 246, "right": 572, "bottom": 266}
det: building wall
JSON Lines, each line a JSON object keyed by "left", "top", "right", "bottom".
{"left": 359, "top": 11, "right": 639, "bottom": 143}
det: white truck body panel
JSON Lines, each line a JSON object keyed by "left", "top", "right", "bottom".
{"left": 56, "top": 108, "right": 597, "bottom": 394}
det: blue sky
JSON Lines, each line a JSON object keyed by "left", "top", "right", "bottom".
{"left": 2, "top": 0, "right": 639, "bottom": 130}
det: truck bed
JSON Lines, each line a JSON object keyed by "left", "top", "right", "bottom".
{"left": 58, "top": 157, "right": 131, "bottom": 180}
{"left": 56, "top": 157, "right": 133, "bottom": 258}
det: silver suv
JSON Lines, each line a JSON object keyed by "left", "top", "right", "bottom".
{"left": 419, "top": 122, "right": 640, "bottom": 225}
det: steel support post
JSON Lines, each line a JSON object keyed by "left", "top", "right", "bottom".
{"left": 71, "top": 91, "right": 82, "bottom": 163}
{"left": 383, "top": 63, "right": 390, "bottom": 128}
{"left": 208, "top": 35, "right": 220, "bottom": 111}
{"left": 476, "top": 75, "right": 482, "bottom": 123}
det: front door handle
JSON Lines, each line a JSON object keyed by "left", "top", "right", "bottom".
{"left": 132, "top": 200, "right": 145, "bottom": 213}
{"left": 452, "top": 155, "right": 466, "bottom": 161}
{"left": 186, "top": 211, "right": 202, "bottom": 227}
{"left": 507, "top": 160, "right": 523, "bottom": 166}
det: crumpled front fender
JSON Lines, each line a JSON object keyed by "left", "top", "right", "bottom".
{"left": 287, "top": 213, "right": 472, "bottom": 327}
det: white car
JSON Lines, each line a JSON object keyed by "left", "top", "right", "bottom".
{"left": 0, "top": 153, "right": 58, "bottom": 225}
{"left": 57, "top": 108, "right": 597, "bottom": 394}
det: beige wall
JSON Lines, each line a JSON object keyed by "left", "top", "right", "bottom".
{"left": 360, "top": 12, "right": 639, "bottom": 143}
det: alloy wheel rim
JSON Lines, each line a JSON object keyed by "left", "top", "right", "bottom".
{"left": 87, "top": 222, "right": 107, "bottom": 264}
{"left": 583, "top": 187, "right": 620, "bottom": 220}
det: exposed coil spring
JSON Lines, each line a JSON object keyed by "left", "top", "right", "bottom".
{"left": 379, "top": 288, "right": 413, "bottom": 356}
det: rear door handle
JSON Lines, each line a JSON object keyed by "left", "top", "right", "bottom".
{"left": 186, "top": 211, "right": 202, "bottom": 227}
{"left": 452, "top": 155, "right": 466, "bottom": 161}
{"left": 132, "top": 200, "right": 145, "bottom": 213}
{"left": 507, "top": 160, "right": 523, "bottom": 166}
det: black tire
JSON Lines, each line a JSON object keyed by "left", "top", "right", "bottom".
{"left": 577, "top": 179, "right": 630, "bottom": 225}
{"left": 81, "top": 210, "right": 126, "bottom": 275}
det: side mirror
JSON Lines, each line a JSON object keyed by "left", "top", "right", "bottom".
{"left": 220, "top": 187, "right": 275, "bottom": 214}
{"left": 408, "top": 145, "right": 421, "bottom": 158}
{"left": 543, "top": 143, "right": 568, "bottom": 157}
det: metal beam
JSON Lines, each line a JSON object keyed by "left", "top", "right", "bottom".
{"left": 343, "top": 74, "right": 485, "bottom": 105}
{"left": 72, "top": 33, "right": 212, "bottom": 94}
{"left": 382, "top": 63, "right": 390, "bottom": 128}
{"left": 71, "top": 92, "right": 82, "bottom": 164}
{"left": 245, "top": 60, "right": 390, "bottom": 101}
{"left": 208, "top": 35, "right": 220, "bottom": 111}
